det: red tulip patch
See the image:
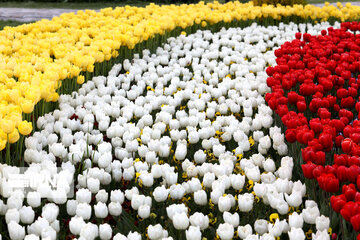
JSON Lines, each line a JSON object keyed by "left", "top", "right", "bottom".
{"left": 266, "top": 21, "right": 360, "bottom": 233}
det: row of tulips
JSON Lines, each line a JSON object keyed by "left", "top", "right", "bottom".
{"left": 2, "top": 1, "right": 360, "bottom": 164}
{"left": 265, "top": 21, "right": 360, "bottom": 238}
{"left": 0, "top": 22, "right": 337, "bottom": 240}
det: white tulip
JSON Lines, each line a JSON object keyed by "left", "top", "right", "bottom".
{"left": 99, "top": 223, "right": 112, "bottom": 240}
{"left": 223, "top": 211, "right": 239, "bottom": 227}
{"left": 217, "top": 223, "right": 234, "bottom": 240}
{"left": 238, "top": 224, "right": 253, "bottom": 239}
{"left": 238, "top": 193, "right": 254, "bottom": 212}
{"left": 94, "top": 202, "right": 108, "bottom": 218}
{"left": 186, "top": 226, "right": 201, "bottom": 240}
{"left": 8, "top": 221, "right": 25, "bottom": 240}
{"left": 315, "top": 215, "right": 330, "bottom": 232}
{"left": 172, "top": 212, "right": 189, "bottom": 230}
{"left": 288, "top": 228, "right": 305, "bottom": 240}
{"left": 138, "top": 204, "right": 150, "bottom": 219}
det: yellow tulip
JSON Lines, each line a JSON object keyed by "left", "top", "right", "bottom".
{"left": 77, "top": 75, "right": 85, "bottom": 85}
{"left": 18, "top": 120, "right": 32, "bottom": 135}
{"left": 0, "top": 119, "right": 15, "bottom": 134}
{"left": 8, "top": 129, "right": 20, "bottom": 144}
{"left": 87, "top": 64, "right": 94, "bottom": 73}
{"left": 20, "top": 99, "right": 35, "bottom": 114}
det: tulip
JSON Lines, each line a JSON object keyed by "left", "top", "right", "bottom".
{"left": 315, "top": 215, "right": 330, "bottom": 232}
{"left": 194, "top": 190, "right": 207, "bottom": 206}
{"left": 94, "top": 202, "right": 108, "bottom": 219}
{"left": 217, "top": 223, "right": 234, "bottom": 240}
{"left": 18, "top": 120, "right": 33, "bottom": 135}
{"left": 172, "top": 212, "right": 189, "bottom": 230}
{"left": 80, "top": 223, "right": 99, "bottom": 240}
{"left": 288, "top": 228, "right": 305, "bottom": 240}
{"left": 6, "top": 209, "right": 20, "bottom": 224}
{"left": 41, "top": 203, "right": 59, "bottom": 223}
{"left": 76, "top": 203, "right": 92, "bottom": 220}
{"left": 238, "top": 193, "right": 254, "bottom": 212}
{"left": 0, "top": 119, "right": 15, "bottom": 134}
{"left": 138, "top": 204, "right": 150, "bottom": 219}
{"left": 186, "top": 226, "right": 201, "bottom": 240}
{"left": 99, "top": 223, "right": 112, "bottom": 240}
{"left": 8, "top": 221, "right": 25, "bottom": 240}
{"left": 27, "top": 192, "right": 41, "bottom": 208}
{"left": 148, "top": 224, "right": 164, "bottom": 240}
{"left": 312, "top": 230, "right": 330, "bottom": 240}
{"left": 19, "top": 206, "right": 35, "bottom": 224}
{"left": 238, "top": 224, "right": 253, "bottom": 239}
{"left": 302, "top": 205, "right": 320, "bottom": 224}
{"left": 110, "top": 190, "right": 125, "bottom": 204}
{"left": 223, "top": 212, "right": 239, "bottom": 228}
{"left": 76, "top": 188, "right": 92, "bottom": 204}
{"left": 218, "top": 195, "right": 232, "bottom": 212}
{"left": 189, "top": 212, "right": 209, "bottom": 230}
{"left": 289, "top": 212, "right": 304, "bottom": 228}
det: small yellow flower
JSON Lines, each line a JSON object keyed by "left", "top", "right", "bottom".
{"left": 248, "top": 136, "right": 255, "bottom": 147}
{"left": 246, "top": 180, "right": 254, "bottom": 190}
{"left": 135, "top": 172, "right": 141, "bottom": 182}
{"left": 269, "top": 213, "right": 279, "bottom": 223}
{"left": 305, "top": 229, "right": 313, "bottom": 239}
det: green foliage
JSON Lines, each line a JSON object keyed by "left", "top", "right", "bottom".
{"left": 0, "top": 20, "right": 23, "bottom": 30}
{"left": 253, "top": 0, "right": 307, "bottom": 6}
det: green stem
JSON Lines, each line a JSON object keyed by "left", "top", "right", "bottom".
{"left": 6, "top": 136, "right": 10, "bottom": 165}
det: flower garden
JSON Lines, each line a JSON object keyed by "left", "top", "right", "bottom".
{"left": 1, "top": 1, "right": 360, "bottom": 239}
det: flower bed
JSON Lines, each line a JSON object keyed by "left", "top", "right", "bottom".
{"left": 0, "top": 21, "right": 343, "bottom": 239}
{"left": 1, "top": 1, "right": 360, "bottom": 163}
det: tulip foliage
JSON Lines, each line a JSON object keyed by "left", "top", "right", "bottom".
{"left": 266, "top": 21, "right": 360, "bottom": 238}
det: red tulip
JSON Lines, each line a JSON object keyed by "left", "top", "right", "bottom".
{"left": 318, "top": 173, "right": 339, "bottom": 192}
{"left": 335, "top": 135, "right": 344, "bottom": 147}
{"left": 342, "top": 184, "right": 356, "bottom": 201}
{"left": 331, "top": 195, "right": 346, "bottom": 212}
{"left": 342, "top": 138, "right": 353, "bottom": 153}
{"left": 285, "top": 129, "right": 296, "bottom": 143}
{"left": 341, "top": 202, "right": 360, "bottom": 221}
{"left": 296, "top": 101, "right": 306, "bottom": 112}
{"left": 336, "top": 165, "right": 348, "bottom": 182}
{"left": 302, "top": 163, "right": 316, "bottom": 179}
